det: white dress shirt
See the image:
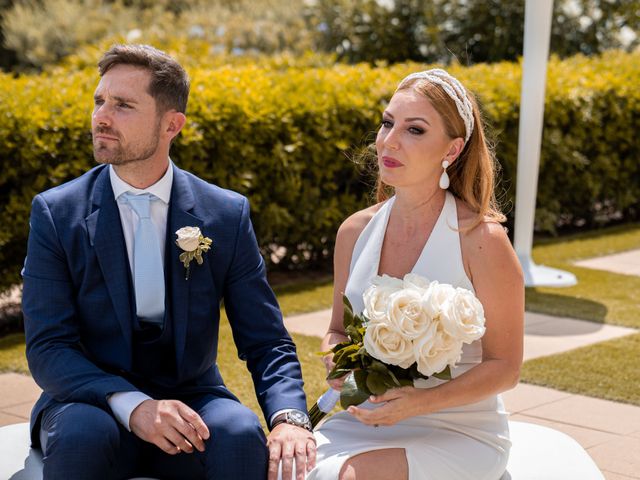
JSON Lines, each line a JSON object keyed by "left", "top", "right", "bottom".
{"left": 106, "top": 162, "right": 173, "bottom": 431}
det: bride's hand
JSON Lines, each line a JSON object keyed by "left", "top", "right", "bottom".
{"left": 346, "top": 386, "right": 426, "bottom": 426}
{"left": 323, "top": 354, "right": 347, "bottom": 391}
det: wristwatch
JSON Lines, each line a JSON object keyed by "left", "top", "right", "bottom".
{"left": 271, "top": 409, "right": 312, "bottom": 432}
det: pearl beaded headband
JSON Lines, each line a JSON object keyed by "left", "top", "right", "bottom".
{"left": 398, "top": 68, "right": 475, "bottom": 144}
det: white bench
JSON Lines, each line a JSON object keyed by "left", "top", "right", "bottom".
{"left": 1, "top": 421, "right": 603, "bottom": 479}
{"left": 0, "top": 422, "right": 157, "bottom": 480}
{"left": 500, "top": 421, "right": 604, "bottom": 479}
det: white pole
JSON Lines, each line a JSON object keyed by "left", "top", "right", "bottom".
{"left": 514, "top": 0, "right": 577, "bottom": 287}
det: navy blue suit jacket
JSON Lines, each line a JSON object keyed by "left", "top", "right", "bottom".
{"left": 22, "top": 164, "right": 307, "bottom": 445}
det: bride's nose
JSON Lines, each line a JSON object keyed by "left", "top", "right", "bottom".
{"left": 382, "top": 128, "right": 400, "bottom": 151}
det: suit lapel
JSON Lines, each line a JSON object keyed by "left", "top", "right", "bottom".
{"left": 167, "top": 166, "right": 203, "bottom": 370}
{"left": 86, "top": 167, "right": 133, "bottom": 360}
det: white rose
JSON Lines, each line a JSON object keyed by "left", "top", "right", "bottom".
{"left": 363, "top": 275, "right": 403, "bottom": 322}
{"left": 421, "top": 281, "right": 456, "bottom": 319}
{"left": 175, "top": 226, "right": 202, "bottom": 252}
{"left": 363, "top": 321, "right": 415, "bottom": 369}
{"left": 402, "top": 273, "right": 431, "bottom": 291}
{"left": 386, "top": 289, "right": 432, "bottom": 340}
{"left": 440, "top": 288, "right": 486, "bottom": 343}
{"left": 413, "top": 324, "right": 464, "bottom": 377}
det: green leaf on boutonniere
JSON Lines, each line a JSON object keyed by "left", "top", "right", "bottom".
{"left": 340, "top": 370, "right": 372, "bottom": 409}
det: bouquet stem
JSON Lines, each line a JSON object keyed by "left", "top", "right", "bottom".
{"left": 309, "top": 388, "right": 341, "bottom": 428}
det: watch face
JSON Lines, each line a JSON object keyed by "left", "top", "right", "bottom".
{"left": 289, "top": 411, "right": 306, "bottom": 423}
{"left": 286, "top": 410, "right": 311, "bottom": 429}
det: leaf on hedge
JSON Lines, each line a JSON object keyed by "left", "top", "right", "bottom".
{"left": 340, "top": 370, "right": 372, "bottom": 409}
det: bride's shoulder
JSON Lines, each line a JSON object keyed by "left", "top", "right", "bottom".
{"left": 338, "top": 203, "right": 382, "bottom": 237}
{"left": 455, "top": 198, "right": 511, "bottom": 251}
{"left": 335, "top": 203, "right": 384, "bottom": 251}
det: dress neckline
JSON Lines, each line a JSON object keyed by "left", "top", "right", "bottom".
{"left": 374, "top": 191, "right": 454, "bottom": 278}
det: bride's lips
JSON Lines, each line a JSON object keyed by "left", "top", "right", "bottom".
{"left": 382, "top": 156, "right": 404, "bottom": 168}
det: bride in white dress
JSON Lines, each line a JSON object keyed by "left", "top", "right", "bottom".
{"left": 308, "top": 70, "right": 524, "bottom": 480}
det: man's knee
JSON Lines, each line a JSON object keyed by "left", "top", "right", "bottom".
{"left": 41, "top": 402, "right": 121, "bottom": 455}
{"left": 206, "top": 402, "right": 265, "bottom": 446}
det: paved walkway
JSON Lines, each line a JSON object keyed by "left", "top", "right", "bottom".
{"left": 2, "top": 249, "right": 639, "bottom": 479}
{"left": 575, "top": 248, "right": 640, "bottom": 277}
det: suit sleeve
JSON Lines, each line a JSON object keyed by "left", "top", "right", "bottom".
{"left": 223, "top": 197, "right": 308, "bottom": 420}
{"left": 22, "top": 194, "right": 138, "bottom": 410}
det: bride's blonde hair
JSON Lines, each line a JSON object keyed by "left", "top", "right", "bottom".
{"left": 375, "top": 75, "right": 506, "bottom": 230}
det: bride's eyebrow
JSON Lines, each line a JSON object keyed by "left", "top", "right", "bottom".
{"left": 405, "top": 117, "right": 430, "bottom": 126}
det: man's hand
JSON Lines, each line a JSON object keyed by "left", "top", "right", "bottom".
{"left": 267, "top": 423, "right": 316, "bottom": 480}
{"left": 129, "top": 399, "right": 210, "bottom": 455}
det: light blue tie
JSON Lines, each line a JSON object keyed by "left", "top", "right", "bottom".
{"left": 123, "top": 192, "right": 165, "bottom": 326}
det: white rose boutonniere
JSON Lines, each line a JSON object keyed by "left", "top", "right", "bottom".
{"left": 175, "top": 226, "right": 212, "bottom": 279}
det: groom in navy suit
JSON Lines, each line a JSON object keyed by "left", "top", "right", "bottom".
{"left": 22, "top": 44, "right": 315, "bottom": 480}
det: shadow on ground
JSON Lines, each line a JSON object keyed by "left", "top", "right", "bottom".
{"left": 526, "top": 289, "right": 608, "bottom": 326}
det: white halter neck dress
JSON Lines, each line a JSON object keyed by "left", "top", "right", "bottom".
{"left": 308, "top": 192, "right": 511, "bottom": 480}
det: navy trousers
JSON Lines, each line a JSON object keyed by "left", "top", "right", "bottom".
{"left": 38, "top": 394, "right": 269, "bottom": 479}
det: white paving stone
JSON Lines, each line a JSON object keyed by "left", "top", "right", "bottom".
{"left": 575, "top": 249, "right": 640, "bottom": 277}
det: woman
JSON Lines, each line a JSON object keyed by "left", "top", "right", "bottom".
{"left": 309, "top": 69, "right": 524, "bottom": 480}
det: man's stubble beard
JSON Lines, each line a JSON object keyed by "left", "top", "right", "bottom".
{"left": 93, "top": 122, "right": 161, "bottom": 166}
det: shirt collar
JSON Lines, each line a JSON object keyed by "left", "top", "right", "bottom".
{"left": 110, "top": 160, "right": 173, "bottom": 204}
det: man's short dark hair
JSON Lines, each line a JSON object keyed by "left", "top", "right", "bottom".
{"left": 98, "top": 44, "right": 190, "bottom": 114}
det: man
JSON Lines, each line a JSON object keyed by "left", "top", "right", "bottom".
{"left": 22, "top": 44, "right": 315, "bottom": 480}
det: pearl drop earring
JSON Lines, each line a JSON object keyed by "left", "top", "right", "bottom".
{"left": 439, "top": 160, "right": 450, "bottom": 189}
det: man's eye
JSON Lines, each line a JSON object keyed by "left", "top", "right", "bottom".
{"left": 118, "top": 103, "right": 131, "bottom": 109}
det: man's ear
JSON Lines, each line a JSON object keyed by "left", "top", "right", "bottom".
{"left": 163, "top": 111, "right": 187, "bottom": 141}
{"left": 445, "top": 137, "right": 465, "bottom": 165}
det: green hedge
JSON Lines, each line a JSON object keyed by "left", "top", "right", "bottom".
{"left": 0, "top": 51, "right": 638, "bottom": 292}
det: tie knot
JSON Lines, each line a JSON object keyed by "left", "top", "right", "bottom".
{"left": 123, "top": 192, "right": 154, "bottom": 219}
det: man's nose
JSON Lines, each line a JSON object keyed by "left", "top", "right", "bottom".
{"left": 92, "top": 104, "right": 112, "bottom": 126}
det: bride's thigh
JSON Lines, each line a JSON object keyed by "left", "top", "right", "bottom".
{"left": 339, "top": 448, "right": 408, "bottom": 480}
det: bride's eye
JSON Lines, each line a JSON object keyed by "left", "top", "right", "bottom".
{"left": 381, "top": 119, "right": 393, "bottom": 129}
{"left": 409, "top": 126, "right": 425, "bottom": 135}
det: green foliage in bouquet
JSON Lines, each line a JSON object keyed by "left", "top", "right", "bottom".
{"left": 326, "top": 295, "right": 451, "bottom": 409}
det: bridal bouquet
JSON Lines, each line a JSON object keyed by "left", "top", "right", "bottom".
{"left": 309, "top": 273, "right": 486, "bottom": 428}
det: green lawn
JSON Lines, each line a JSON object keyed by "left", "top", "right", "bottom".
{"left": 525, "top": 223, "right": 640, "bottom": 328}
{"left": 521, "top": 333, "right": 640, "bottom": 406}
{"left": 3, "top": 222, "right": 640, "bottom": 414}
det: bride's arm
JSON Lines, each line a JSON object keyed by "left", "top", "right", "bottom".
{"left": 348, "top": 221, "right": 524, "bottom": 425}
{"left": 321, "top": 208, "right": 378, "bottom": 388}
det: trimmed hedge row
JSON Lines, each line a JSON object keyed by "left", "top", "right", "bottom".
{"left": 0, "top": 51, "right": 638, "bottom": 291}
